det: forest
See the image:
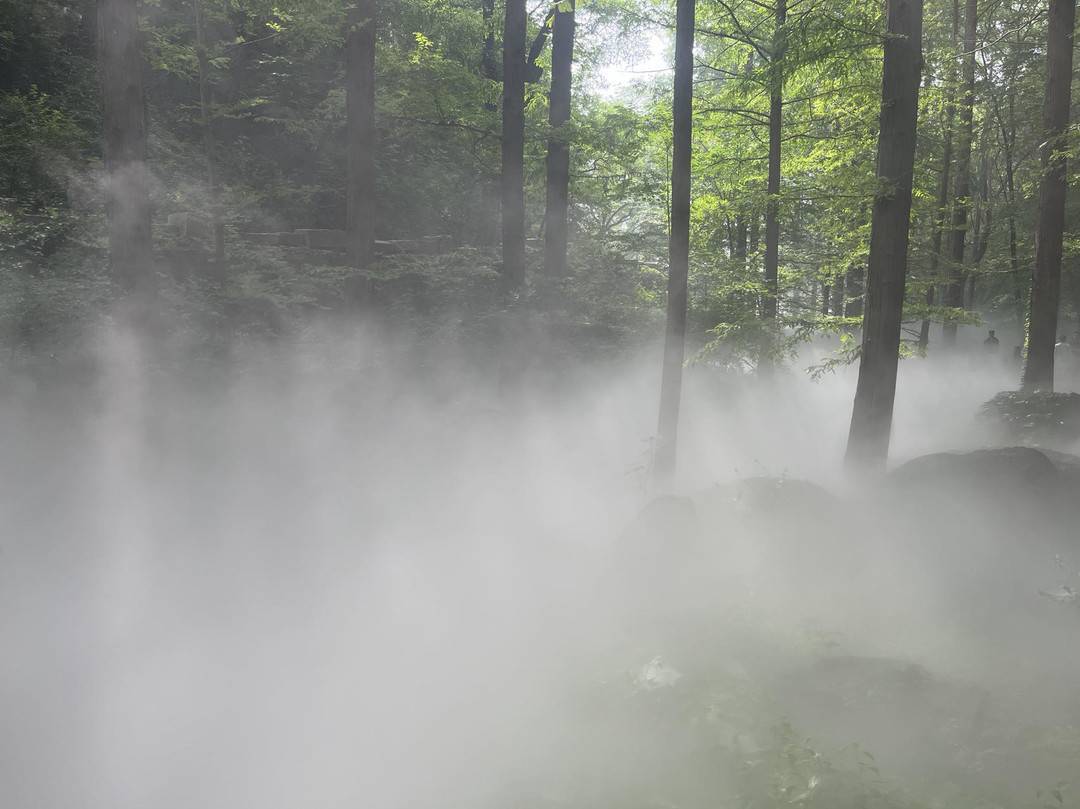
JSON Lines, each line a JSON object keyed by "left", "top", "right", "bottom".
{"left": 3, "top": 0, "right": 1080, "bottom": 807}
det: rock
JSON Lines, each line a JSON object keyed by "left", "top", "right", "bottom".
{"left": 980, "top": 390, "right": 1080, "bottom": 445}
{"left": 890, "top": 446, "right": 1059, "bottom": 493}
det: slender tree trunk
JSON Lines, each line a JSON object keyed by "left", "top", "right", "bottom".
{"left": 193, "top": 0, "right": 224, "bottom": 263}
{"left": 735, "top": 214, "right": 748, "bottom": 261}
{"left": 654, "top": 0, "right": 695, "bottom": 483}
{"left": 761, "top": 0, "right": 786, "bottom": 359}
{"left": 919, "top": 0, "right": 959, "bottom": 351}
{"left": 821, "top": 282, "right": 831, "bottom": 315}
{"left": 846, "top": 0, "right": 923, "bottom": 469}
{"left": 1002, "top": 91, "right": 1024, "bottom": 329}
{"left": 346, "top": 0, "right": 376, "bottom": 276}
{"left": 967, "top": 110, "right": 993, "bottom": 309}
{"left": 543, "top": 0, "right": 574, "bottom": 279}
{"left": 501, "top": 0, "right": 527, "bottom": 289}
{"left": 831, "top": 272, "right": 845, "bottom": 315}
{"left": 845, "top": 263, "right": 865, "bottom": 319}
{"left": 98, "top": 0, "right": 154, "bottom": 296}
{"left": 1022, "top": 0, "right": 1077, "bottom": 391}
{"left": 942, "top": 0, "right": 975, "bottom": 345}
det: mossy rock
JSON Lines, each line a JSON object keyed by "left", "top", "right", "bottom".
{"left": 980, "top": 390, "right": 1080, "bottom": 445}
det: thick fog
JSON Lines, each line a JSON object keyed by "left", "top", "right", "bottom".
{"left": 2, "top": 320, "right": 1078, "bottom": 809}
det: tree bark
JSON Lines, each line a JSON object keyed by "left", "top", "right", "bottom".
{"left": 1002, "top": 89, "right": 1024, "bottom": 329}
{"left": 193, "top": 0, "right": 224, "bottom": 263}
{"left": 761, "top": 0, "right": 786, "bottom": 357}
{"left": 942, "top": 0, "right": 975, "bottom": 345}
{"left": 501, "top": 0, "right": 527, "bottom": 289}
{"left": 844, "top": 264, "right": 865, "bottom": 319}
{"left": 918, "top": 0, "right": 958, "bottom": 351}
{"left": 831, "top": 271, "right": 845, "bottom": 315}
{"left": 346, "top": 0, "right": 376, "bottom": 275}
{"left": 543, "top": 0, "right": 574, "bottom": 278}
{"left": 846, "top": 0, "right": 923, "bottom": 469}
{"left": 1022, "top": 0, "right": 1077, "bottom": 391}
{"left": 98, "top": 0, "right": 154, "bottom": 296}
{"left": 654, "top": 0, "right": 695, "bottom": 483}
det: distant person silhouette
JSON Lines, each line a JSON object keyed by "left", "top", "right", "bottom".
{"left": 984, "top": 330, "right": 1000, "bottom": 352}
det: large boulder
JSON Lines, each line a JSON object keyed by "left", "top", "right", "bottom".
{"left": 890, "top": 446, "right": 1059, "bottom": 493}
{"left": 980, "top": 390, "right": 1080, "bottom": 446}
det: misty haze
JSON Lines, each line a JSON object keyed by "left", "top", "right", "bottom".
{"left": 4, "top": 1, "right": 1080, "bottom": 808}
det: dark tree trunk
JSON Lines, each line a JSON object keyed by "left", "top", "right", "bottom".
{"left": 654, "top": 0, "right": 695, "bottom": 483}
{"left": 1022, "top": 0, "right": 1077, "bottom": 391}
{"left": 844, "top": 264, "right": 865, "bottom": 319}
{"left": 735, "top": 214, "right": 748, "bottom": 261}
{"left": 846, "top": 0, "right": 923, "bottom": 469}
{"left": 761, "top": 0, "right": 786, "bottom": 348}
{"left": 1002, "top": 91, "right": 1024, "bottom": 329}
{"left": 543, "top": 1, "right": 574, "bottom": 278}
{"left": 821, "top": 283, "right": 831, "bottom": 315}
{"left": 346, "top": 0, "right": 376, "bottom": 275}
{"left": 501, "top": 0, "right": 527, "bottom": 289}
{"left": 942, "top": 0, "right": 975, "bottom": 345}
{"left": 831, "top": 271, "right": 845, "bottom": 315}
{"left": 919, "top": 0, "right": 958, "bottom": 351}
{"left": 98, "top": 0, "right": 154, "bottom": 296}
{"left": 967, "top": 112, "right": 993, "bottom": 308}
{"left": 193, "top": 0, "right": 224, "bottom": 263}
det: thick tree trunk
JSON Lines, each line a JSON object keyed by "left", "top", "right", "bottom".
{"left": 501, "top": 0, "right": 527, "bottom": 289}
{"left": 761, "top": 0, "right": 786, "bottom": 354}
{"left": 1022, "top": 0, "right": 1077, "bottom": 391}
{"left": 919, "top": 0, "right": 958, "bottom": 351}
{"left": 98, "top": 0, "right": 154, "bottom": 296}
{"left": 846, "top": 0, "right": 923, "bottom": 469}
{"left": 942, "top": 0, "right": 975, "bottom": 345}
{"left": 654, "top": 0, "right": 695, "bottom": 483}
{"left": 543, "top": 1, "right": 574, "bottom": 278}
{"left": 346, "top": 0, "right": 376, "bottom": 274}
{"left": 193, "top": 0, "right": 224, "bottom": 263}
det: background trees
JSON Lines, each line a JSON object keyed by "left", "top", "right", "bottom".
{"left": 1, "top": 0, "right": 1078, "bottom": 392}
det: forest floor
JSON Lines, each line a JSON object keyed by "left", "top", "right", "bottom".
{"left": 1, "top": 325, "right": 1077, "bottom": 809}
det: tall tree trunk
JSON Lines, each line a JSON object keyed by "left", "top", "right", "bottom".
{"left": 831, "top": 271, "right": 845, "bottom": 315}
{"left": 501, "top": 0, "right": 527, "bottom": 289}
{"left": 942, "top": 0, "right": 975, "bottom": 345}
{"left": 346, "top": 0, "right": 376, "bottom": 276}
{"left": 846, "top": 0, "right": 923, "bottom": 469}
{"left": 1022, "top": 0, "right": 1077, "bottom": 391}
{"left": 193, "top": 0, "right": 224, "bottom": 263}
{"left": 654, "top": 0, "right": 695, "bottom": 483}
{"left": 543, "top": 0, "right": 575, "bottom": 279}
{"left": 1002, "top": 89, "right": 1024, "bottom": 329}
{"left": 967, "top": 109, "right": 993, "bottom": 308}
{"left": 919, "top": 0, "right": 959, "bottom": 351}
{"left": 98, "top": 0, "right": 154, "bottom": 296}
{"left": 761, "top": 0, "right": 786, "bottom": 362}
{"left": 845, "top": 263, "right": 865, "bottom": 319}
